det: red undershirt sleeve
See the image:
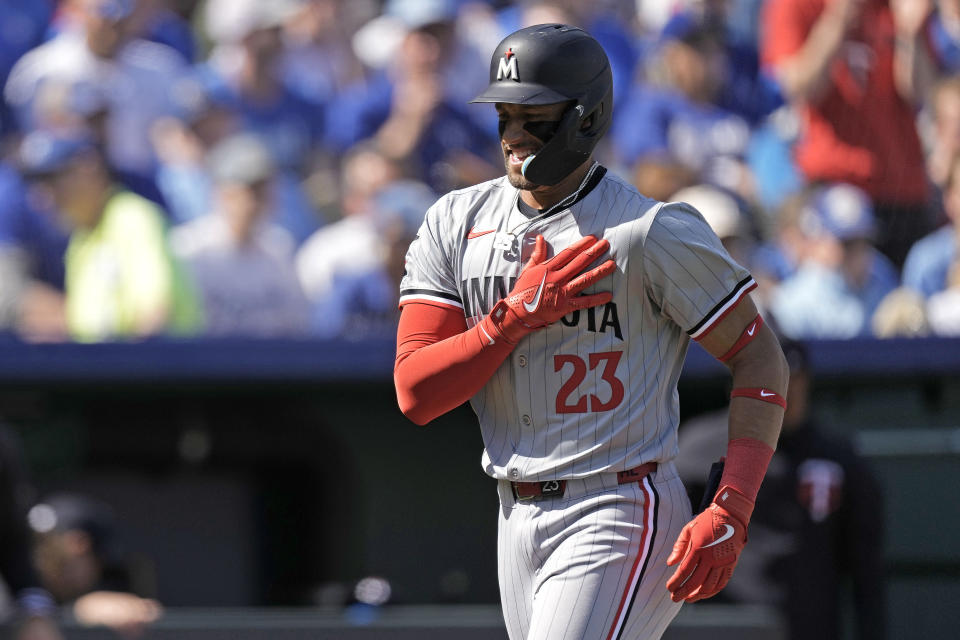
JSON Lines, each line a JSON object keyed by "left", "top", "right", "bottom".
{"left": 394, "top": 302, "right": 515, "bottom": 425}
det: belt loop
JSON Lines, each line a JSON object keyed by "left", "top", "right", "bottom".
{"left": 498, "top": 480, "right": 516, "bottom": 506}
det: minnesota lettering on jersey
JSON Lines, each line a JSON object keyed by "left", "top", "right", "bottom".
{"left": 461, "top": 275, "right": 623, "bottom": 339}
{"left": 559, "top": 304, "right": 623, "bottom": 340}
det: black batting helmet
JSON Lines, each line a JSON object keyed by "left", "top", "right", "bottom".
{"left": 471, "top": 23, "right": 613, "bottom": 186}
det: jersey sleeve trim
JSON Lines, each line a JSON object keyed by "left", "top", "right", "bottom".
{"left": 688, "top": 276, "right": 757, "bottom": 340}
{"left": 399, "top": 288, "right": 463, "bottom": 310}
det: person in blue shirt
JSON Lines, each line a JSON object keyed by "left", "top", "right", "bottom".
{"left": 619, "top": 8, "right": 790, "bottom": 207}
{"left": 0, "top": 161, "right": 69, "bottom": 340}
{"left": 197, "top": 3, "right": 330, "bottom": 246}
{"left": 771, "top": 183, "right": 899, "bottom": 339}
{"left": 0, "top": 0, "right": 55, "bottom": 137}
{"left": 694, "top": 4, "right": 783, "bottom": 125}
{"left": 903, "top": 224, "right": 957, "bottom": 300}
{"left": 304, "top": 179, "right": 435, "bottom": 339}
{"left": 903, "top": 151, "right": 960, "bottom": 299}
{"left": 136, "top": 1, "right": 199, "bottom": 63}
{"left": 614, "top": 12, "right": 760, "bottom": 202}
{"left": 5, "top": 0, "right": 190, "bottom": 199}
{"left": 329, "top": 6, "right": 499, "bottom": 195}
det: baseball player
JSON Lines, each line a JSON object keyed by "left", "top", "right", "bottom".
{"left": 394, "top": 24, "right": 788, "bottom": 640}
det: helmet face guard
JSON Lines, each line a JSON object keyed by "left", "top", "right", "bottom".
{"left": 471, "top": 24, "right": 613, "bottom": 186}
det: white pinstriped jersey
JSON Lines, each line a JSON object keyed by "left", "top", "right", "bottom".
{"left": 400, "top": 164, "right": 755, "bottom": 482}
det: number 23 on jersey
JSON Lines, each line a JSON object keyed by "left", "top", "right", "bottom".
{"left": 554, "top": 351, "right": 624, "bottom": 414}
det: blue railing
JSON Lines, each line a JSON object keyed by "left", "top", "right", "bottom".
{"left": 0, "top": 334, "right": 958, "bottom": 383}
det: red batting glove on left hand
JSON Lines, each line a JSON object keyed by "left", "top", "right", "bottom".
{"left": 665, "top": 485, "right": 754, "bottom": 603}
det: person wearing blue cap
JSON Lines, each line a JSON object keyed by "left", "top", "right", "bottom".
{"left": 612, "top": 10, "right": 754, "bottom": 203}
{"left": 769, "top": 183, "right": 899, "bottom": 338}
{"left": 18, "top": 129, "right": 202, "bottom": 342}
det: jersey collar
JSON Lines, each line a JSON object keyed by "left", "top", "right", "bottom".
{"left": 515, "top": 162, "right": 607, "bottom": 220}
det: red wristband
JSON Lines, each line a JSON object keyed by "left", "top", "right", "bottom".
{"left": 719, "top": 314, "right": 763, "bottom": 362}
{"left": 718, "top": 437, "right": 775, "bottom": 503}
{"left": 730, "top": 387, "right": 786, "bottom": 408}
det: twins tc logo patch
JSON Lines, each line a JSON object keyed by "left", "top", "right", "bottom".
{"left": 797, "top": 458, "right": 844, "bottom": 522}
{"left": 497, "top": 47, "right": 519, "bottom": 81}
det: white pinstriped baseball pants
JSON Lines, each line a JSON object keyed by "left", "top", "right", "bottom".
{"left": 496, "top": 462, "right": 690, "bottom": 640}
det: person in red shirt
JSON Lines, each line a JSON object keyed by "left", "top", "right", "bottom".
{"left": 762, "top": 0, "right": 937, "bottom": 267}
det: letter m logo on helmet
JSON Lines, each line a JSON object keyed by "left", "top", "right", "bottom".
{"left": 496, "top": 48, "right": 519, "bottom": 81}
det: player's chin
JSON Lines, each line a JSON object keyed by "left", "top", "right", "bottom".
{"left": 504, "top": 162, "right": 539, "bottom": 190}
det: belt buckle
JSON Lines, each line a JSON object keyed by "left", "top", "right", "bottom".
{"left": 513, "top": 486, "right": 534, "bottom": 501}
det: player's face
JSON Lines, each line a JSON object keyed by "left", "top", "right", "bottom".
{"left": 495, "top": 102, "right": 568, "bottom": 190}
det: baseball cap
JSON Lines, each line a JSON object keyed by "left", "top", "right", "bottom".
{"left": 659, "top": 11, "right": 719, "bottom": 48}
{"left": 28, "top": 493, "right": 119, "bottom": 559}
{"left": 207, "top": 133, "right": 276, "bottom": 185}
{"left": 807, "top": 183, "right": 877, "bottom": 241}
{"left": 18, "top": 129, "right": 96, "bottom": 177}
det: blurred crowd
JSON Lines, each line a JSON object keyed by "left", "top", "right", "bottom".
{"left": 1, "top": 0, "right": 960, "bottom": 343}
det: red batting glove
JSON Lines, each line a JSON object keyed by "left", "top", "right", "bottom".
{"left": 483, "top": 234, "right": 616, "bottom": 344}
{"left": 665, "top": 485, "right": 754, "bottom": 603}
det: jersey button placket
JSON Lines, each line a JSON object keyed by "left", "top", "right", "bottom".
{"left": 514, "top": 346, "right": 533, "bottom": 431}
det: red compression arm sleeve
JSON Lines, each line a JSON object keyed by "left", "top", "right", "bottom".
{"left": 394, "top": 302, "right": 515, "bottom": 425}
{"left": 718, "top": 437, "right": 776, "bottom": 503}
